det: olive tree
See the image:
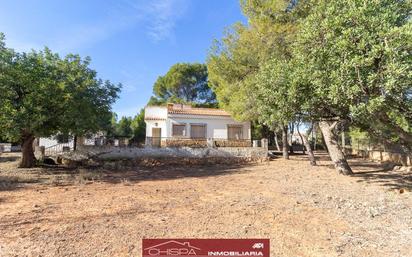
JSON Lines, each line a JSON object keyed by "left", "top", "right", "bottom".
{"left": 0, "top": 35, "right": 120, "bottom": 167}
{"left": 293, "top": 0, "right": 412, "bottom": 174}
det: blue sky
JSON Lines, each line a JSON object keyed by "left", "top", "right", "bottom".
{"left": 0, "top": 0, "right": 246, "bottom": 117}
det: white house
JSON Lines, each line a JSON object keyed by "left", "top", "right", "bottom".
{"left": 144, "top": 104, "right": 251, "bottom": 147}
{"left": 37, "top": 132, "right": 106, "bottom": 155}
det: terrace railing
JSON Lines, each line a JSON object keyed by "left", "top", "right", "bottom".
{"left": 145, "top": 137, "right": 252, "bottom": 148}
{"left": 213, "top": 139, "right": 252, "bottom": 147}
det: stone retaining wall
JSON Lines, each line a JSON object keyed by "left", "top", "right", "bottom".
{"left": 349, "top": 148, "right": 411, "bottom": 166}
{"left": 60, "top": 144, "right": 268, "bottom": 168}
{"left": 99, "top": 156, "right": 263, "bottom": 169}
{"left": 76, "top": 145, "right": 267, "bottom": 160}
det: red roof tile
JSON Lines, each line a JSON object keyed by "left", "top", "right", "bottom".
{"left": 167, "top": 104, "right": 230, "bottom": 117}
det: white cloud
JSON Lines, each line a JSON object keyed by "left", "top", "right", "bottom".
{"left": 1, "top": 0, "right": 189, "bottom": 53}
{"left": 144, "top": 0, "right": 189, "bottom": 42}
{"left": 53, "top": 20, "right": 131, "bottom": 53}
{"left": 52, "top": 2, "right": 145, "bottom": 52}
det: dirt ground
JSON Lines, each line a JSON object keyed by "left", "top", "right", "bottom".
{"left": 0, "top": 152, "right": 411, "bottom": 257}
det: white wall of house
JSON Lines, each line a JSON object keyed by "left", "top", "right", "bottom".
{"left": 0, "top": 143, "right": 12, "bottom": 152}
{"left": 145, "top": 106, "right": 169, "bottom": 138}
{"left": 145, "top": 106, "right": 168, "bottom": 119}
{"left": 168, "top": 115, "right": 251, "bottom": 139}
{"left": 145, "top": 120, "right": 167, "bottom": 137}
{"left": 38, "top": 137, "right": 74, "bottom": 149}
{"left": 145, "top": 115, "right": 250, "bottom": 140}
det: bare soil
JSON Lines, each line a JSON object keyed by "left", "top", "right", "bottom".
{"left": 0, "top": 152, "right": 411, "bottom": 257}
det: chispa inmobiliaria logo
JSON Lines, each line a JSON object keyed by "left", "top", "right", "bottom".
{"left": 142, "top": 239, "right": 270, "bottom": 257}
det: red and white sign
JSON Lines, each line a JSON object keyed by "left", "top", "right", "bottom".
{"left": 142, "top": 239, "right": 269, "bottom": 257}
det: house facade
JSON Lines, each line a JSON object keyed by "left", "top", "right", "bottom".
{"left": 145, "top": 104, "right": 251, "bottom": 147}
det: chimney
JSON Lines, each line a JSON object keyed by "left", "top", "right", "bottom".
{"left": 173, "top": 103, "right": 184, "bottom": 109}
{"left": 167, "top": 103, "right": 174, "bottom": 111}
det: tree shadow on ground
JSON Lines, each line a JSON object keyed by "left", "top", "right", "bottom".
{"left": 291, "top": 151, "right": 411, "bottom": 191}
{"left": 0, "top": 155, "right": 20, "bottom": 163}
{"left": 314, "top": 152, "right": 333, "bottom": 162}
{"left": 351, "top": 164, "right": 412, "bottom": 191}
{"left": 0, "top": 175, "right": 44, "bottom": 191}
{"left": 287, "top": 151, "right": 332, "bottom": 165}
{"left": 92, "top": 163, "right": 255, "bottom": 185}
{"left": 354, "top": 171, "right": 412, "bottom": 190}
{"left": 0, "top": 161, "right": 257, "bottom": 192}
{"left": 270, "top": 150, "right": 307, "bottom": 157}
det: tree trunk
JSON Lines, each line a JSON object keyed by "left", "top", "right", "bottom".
{"left": 319, "top": 121, "right": 353, "bottom": 175}
{"left": 341, "top": 130, "right": 346, "bottom": 149}
{"left": 313, "top": 124, "right": 317, "bottom": 151}
{"left": 320, "top": 127, "right": 328, "bottom": 152}
{"left": 282, "top": 125, "right": 289, "bottom": 159}
{"left": 20, "top": 133, "right": 36, "bottom": 168}
{"left": 73, "top": 135, "right": 77, "bottom": 151}
{"left": 273, "top": 131, "right": 280, "bottom": 151}
{"left": 296, "top": 126, "right": 306, "bottom": 154}
{"left": 289, "top": 123, "right": 294, "bottom": 154}
{"left": 298, "top": 126, "right": 317, "bottom": 166}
